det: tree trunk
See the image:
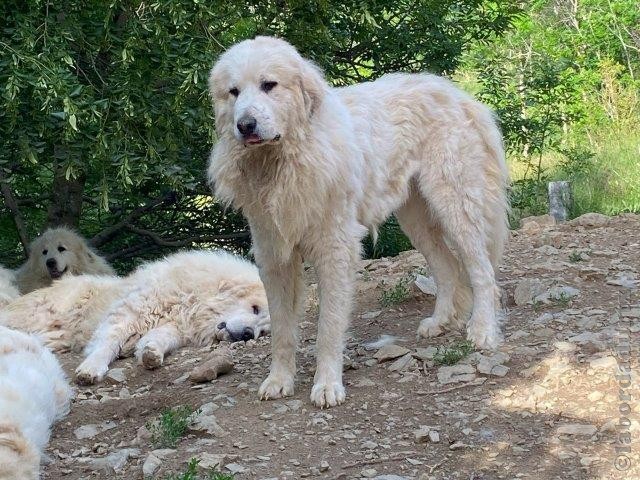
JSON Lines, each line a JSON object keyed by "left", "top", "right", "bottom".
{"left": 46, "top": 152, "right": 86, "bottom": 228}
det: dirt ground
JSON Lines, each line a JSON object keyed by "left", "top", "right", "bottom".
{"left": 42, "top": 213, "right": 639, "bottom": 480}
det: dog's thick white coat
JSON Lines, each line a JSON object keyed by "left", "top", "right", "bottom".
{"left": 0, "top": 267, "right": 19, "bottom": 307}
{"left": 0, "top": 326, "right": 72, "bottom": 480}
{"left": 208, "top": 37, "right": 509, "bottom": 407}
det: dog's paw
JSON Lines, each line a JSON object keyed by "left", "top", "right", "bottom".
{"left": 258, "top": 374, "right": 295, "bottom": 400}
{"left": 467, "top": 321, "right": 502, "bottom": 351}
{"left": 140, "top": 346, "right": 164, "bottom": 370}
{"left": 310, "top": 381, "right": 346, "bottom": 408}
{"left": 75, "top": 362, "right": 107, "bottom": 385}
{"left": 417, "top": 316, "right": 444, "bottom": 339}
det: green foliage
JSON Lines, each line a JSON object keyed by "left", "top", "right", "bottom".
{"left": 568, "top": 250, "right": 584, "bottom": 263}
{"left": 379, "top": 275, "right": 412, "bottom": 307}
{"left": 433, "top": 340, "right": 474, "bottom": 366}
{"left": 150, "top": 405, "right": 194, "bottom": 448}
{"left": 0, "top": 1, "right": 520, "bottom": 267}
{"left": 164, "top": 458, "right": 233, "bottom": 480}
{"left": 469, "top": 0, "right": 640, "bottom": 224}
{"left": 363, "top": 216, "right": 413, "bottom": 259}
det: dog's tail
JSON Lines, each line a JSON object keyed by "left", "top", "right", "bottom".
{"left": 466, "top": 101, "right": 510, "bottom": 268}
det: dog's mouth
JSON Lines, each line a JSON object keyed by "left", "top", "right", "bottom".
{"left": 243, "top": 134, "right": 281, "bottom": 147}
{"left": 48, "top": 266, "right": 68, "bottom": 279}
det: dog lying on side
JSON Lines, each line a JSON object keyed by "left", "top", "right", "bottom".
{"left": 0, "top": 326, "right": 73, "bottom": 480}
{"left": 0, "top": 250, "right": 270, "bottom": 384}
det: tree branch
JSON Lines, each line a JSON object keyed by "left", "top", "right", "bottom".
{"left": 90, "top": 191, "right": 177, "bottom": 248}
{"left": 0, "top": 170, "right": 30, "bottom": 257}
{"left": 126, "top": 225, "right": 250, "bottom": 248}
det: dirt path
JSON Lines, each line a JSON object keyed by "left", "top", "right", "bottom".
{"left": 43, "top": 213, "right": 639, "bottom": 480}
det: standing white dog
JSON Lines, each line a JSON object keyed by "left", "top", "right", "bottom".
{"left": 208, "top": 37, "right": 509, "bottom": 407}
{"left": 0, "top": 326, "right": 72, "bottom": 479}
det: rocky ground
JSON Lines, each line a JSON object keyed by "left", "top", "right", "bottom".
{"left": 43, "top": 213, "right": 639, "bottom": 480}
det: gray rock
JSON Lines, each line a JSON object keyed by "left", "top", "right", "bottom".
{"left": 142, "top": 453, "right": 162, "bottom": 477}
{"left": 74, "top": 421, "right": 117, "bottom": 440}
{"left": 414, "top": 274, "right": 437, "bottom": 296}
{"left": 388, "top": 353, "right": 415, "bottom": 372}
{"left": 569, "top": 212, "right": 610, "bottom": 228}
{"left": 106, "top": 368, "right": 126, "bottom": 384}
{"left": 414, "top": 346, "right": 438, "bottom": 361}
{"left": 557, "top": 424, "right": 597, "bottom": 436}
{"left": 225, "top": 463, "right": 247, "bottom": 474}
{"left": 514, "top": 278, "right": 547, "bottom": 306}
{"left": 88, "top": 448, "right": 140, "bottom": 474}
{"left": 374, "top": 344, "right": 411, "bottom": 362}
{"left": 437, "top": 364, "right": 476, "bottom": 384}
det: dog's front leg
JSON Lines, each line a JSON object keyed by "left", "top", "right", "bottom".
{"left": 257, "top": 250, "right": 304, "bottom": 401}
{"left": 310, "top": 238, "right": 359, "bottom": 408}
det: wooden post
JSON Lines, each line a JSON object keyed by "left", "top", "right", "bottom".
{"left": 548, "top": 181, "right": 572, "bottom": 222}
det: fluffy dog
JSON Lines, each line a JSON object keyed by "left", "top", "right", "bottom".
{"left": 0, "top": 250, "right": 270, "bottom": 383}
{"left": 208, "top": 37, "right": 509, "bottom": 407}
{"left": 0, "top": 326, "right": 72, "bottom": 480}
{"left": 0, "top": 267, "right": 19, "bottom": 307}
{"left": 15, "top": 227, "right": 115, "bottom": 294}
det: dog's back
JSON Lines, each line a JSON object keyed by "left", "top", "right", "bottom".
{"left": 0, "top": 326, "right": 72, "bottom": 479}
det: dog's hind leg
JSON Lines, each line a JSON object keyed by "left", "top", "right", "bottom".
{"left": 395, "top": 188, "right": 472, "bottom": 338}
{"left": 135, "top": 323, "right": 183, "bottom": 369}
{"left": 415, "top": 177, "right": 502, "bottom": 350}
{"left": 257, "top": 249, "right": 305, "bottom": 401}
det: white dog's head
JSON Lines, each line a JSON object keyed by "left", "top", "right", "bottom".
{"left": 194, "top": 280, "right": 271, "bottom": 343}
{"left": 208, "top": 36, "right": 326, "bottom": 147}
{"left": 27, "top": 227, "right": 102, "bottom": 281}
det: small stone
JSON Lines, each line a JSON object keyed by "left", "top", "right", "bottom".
{"left": 557, "top": 424, "right": 597, "bottom": 436}
{"left": 106, "top": 368, "right": 126, "bottom": 384}
{"left": 361, "top": 310, "right": 382, "bottom": 319}
{"left": 142, "top": 453, "right": 162, "bottom": 477}
{"left": 189, "top": 347, "right": 233, "bottom": 383}
{"left": 388, "top": 353, "right": 415, "bottom": 372}
{"left": 513, "top": 278, "right": 547, "bottom": 306}
{"left": 569, "top": 212, "right": 610, "bottom": 228}
{"left": 414, "top": 427, "right": 430, "bottom": 443}
{"left": 437, "top": 364, "right": 476, "bottom": 384}
{"left": 449, "top": 441, "right": 468, "bottom": 450}
{"left": 361, "top": 468, "right": 378, "bottom": 478}
{"left": 414, "top": 347, "right": 438, "bottom": 361}
{"left": 319, "top": 461, "right": 330, "bottom": 472}
{"left": 374, "top": 344, "right": 411, "bottom": 362}
{"left": 589, "top": 356, "right": 617, "bottom": 370}
{"left": 225, "top": 463, "right": 247, "bottom": 474}
{"left": 414, "top": 274, "right": 437, "bottom": 296}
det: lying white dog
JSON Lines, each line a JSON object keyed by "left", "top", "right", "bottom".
{"left": 208, "top": 37, "right": 509, "bottom": 407}
{"left": 0, "top": 326, "right": 72, "bottom": 480}
{"left": 1, "top": 250, "right": 270, "bottom": 384}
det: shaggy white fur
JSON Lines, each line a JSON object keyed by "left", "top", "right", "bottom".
{"left": 0, "top": 326, "right": 72, "bottom": 480}
{"left": 208, "top": 37, "right": 509, "bottom": 407}
{"left": 15, "top": 227, "right": 114, "bottom": 294}
{"left": 0, "top": 267, "right": 19, "bottom": 308}
{"left": 1, "top": 250, "right": 269, "bottom": 384}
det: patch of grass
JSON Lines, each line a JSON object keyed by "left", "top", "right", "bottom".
{"left": 164, "top": 459, "right": 234, "bottom": 480}
{"left": 150, "top": 405, "right": 195, "bottom": 448}
{"left": 433, "top": 340, "right": 475, "bottom": 366}
{"left": 379, "top": 275, "right": 412, "bottom": 307}
{"left": 550, "top": 292, "right": 572, "bottom": 308}
{"left": 568, "top": 251, "right": 584, "bottom": 263}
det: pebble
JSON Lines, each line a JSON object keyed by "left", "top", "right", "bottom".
{"left": 437, "top": 364, "right": 476, "bottom": 384}
{"left": 374, "top": 344, "right": 411, "bottom": 362}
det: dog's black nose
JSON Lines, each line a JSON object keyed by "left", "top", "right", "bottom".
{"left": 237, "top": 116, "right": 257, "bottom": 135}
{"left": 217, "top": 322, "right": 226, "bottom": 330}
{"left": 241, "top": 327, "right": 254, "bottom": 341}
{"left": 46, "top": 258, "right": 57, "bottom": 269}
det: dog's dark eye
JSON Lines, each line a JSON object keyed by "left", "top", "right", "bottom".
{"left": 229, "top": 87, "right": 239, "bottom": 97}
{"left": 58, "top": 246, "right": 66, "bottom": 253}
{"left": 261, "top": 81, "right": 277, "bottom": 93}
{"left": 252, "top": 305, "right": 260, "bottom": 315}
{"left": 42, "top": 249, "right": 48, "bottom": 256}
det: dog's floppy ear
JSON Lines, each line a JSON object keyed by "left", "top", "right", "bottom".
{"left": 298, "top": 59, "right": 326, "bottom": 117}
